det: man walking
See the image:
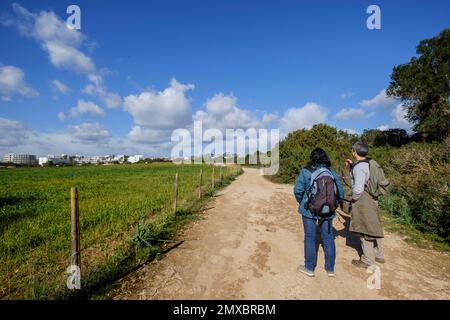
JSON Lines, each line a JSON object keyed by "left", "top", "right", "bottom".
{"left": 345, "top": 141, "right": 385, "bottom": 268}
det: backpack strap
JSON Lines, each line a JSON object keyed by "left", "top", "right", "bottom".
{"left": 310, "top": 167, "right": 341, "bottom": 201}
{"left": 350, "top": 159, "right": 370, "bottom": 180}
{"left": 307, "top": 169, "right": 331, "bottom": 191}
{"left": 333, "top": 179, "right": 342, "bottom": 203}
{"left": 303, "top": 167, "right": 323, "bottom": 210}
{"left": 318, "top": 218, "right": 332, "bottom": 234}
{"left": 352, "top": 159, "right": 382, "bottom": 199}
{"left": 350, "top": 159, "right": 369, "bottom": 171}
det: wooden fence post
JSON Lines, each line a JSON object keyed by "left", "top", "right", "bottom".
{"left": 198, "top": 169, "right": 203, "bottom": 199}
{"left": 220, "top": 166, "right": 223, "bottom": 183}
{"left": 70, "top": 187, "right": 81, "bottom": 283}
{"left": 174, "top": 173, "right": 179, "bottom": 213}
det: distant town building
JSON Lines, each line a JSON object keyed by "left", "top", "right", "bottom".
{"left": 38, "top": 155, "right": 70, "bottom": 166}
{"left": 71, "top": 154, "right": 136, "bottom": 165}
{"left": 3, "top": 153, "right": 37, "bottom": 165}
{"left": 128, "top": 155, "right": 144, "bottom": 163}
{"left": 112, "top": 155, "right": 126, "bottom": 163}
{"left": 3, "top": 152, "right": 150, "bottom": 166}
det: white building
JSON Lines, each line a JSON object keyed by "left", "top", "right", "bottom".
{"left": 3, "top": 153, "right": 37, "bottom": 165}
{"left": 113, "top": 155, "right": 126, "bottom": 163}
{"left": 128, "top": 155, "right": 144, "bottom": 163}
{"left": 38, "top": 157, "right": 48, "bottom": 166}
{"left": 38, "top": 155, "right": 70, "bottom": 166}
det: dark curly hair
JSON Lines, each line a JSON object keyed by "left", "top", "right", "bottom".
{"left": 308, "top": 147, "right": 331, "bottom": 168}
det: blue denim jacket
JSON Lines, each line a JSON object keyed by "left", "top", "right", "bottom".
{"left": 293, "top": 165, "right": 345, "bottom": 219}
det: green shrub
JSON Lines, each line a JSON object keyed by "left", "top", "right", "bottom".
{"left": 379, "top": 193, "right": 412, "bottom": 225}
{"left": 380, "top": 140, "right": 450, "bottom": 175}
{"left": 376, "top": 140, "right": 450, "bottom": 240}
{"left": 273, "top": 124, "right": 355, "bottom": 183}
{"left": 391, "top": 165, "right": 449, "bottom": 240}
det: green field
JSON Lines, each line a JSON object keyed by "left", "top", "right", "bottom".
{"left": 0, "top": 163, "right": 241, "bottom": 299}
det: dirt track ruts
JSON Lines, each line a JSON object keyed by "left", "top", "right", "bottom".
{"left": 110, "top": 168, "right": 450, "bottom": 300}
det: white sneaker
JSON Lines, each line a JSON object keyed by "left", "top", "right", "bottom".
{"left": 297, "top": 265, "right": 315, "bottom": 277}
{"left": 326, "top": 271, "right": 335, "bottom": 277}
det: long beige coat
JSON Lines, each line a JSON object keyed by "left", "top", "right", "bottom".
{"left": 349, "top": 191, "right": 384, "bottom": 238}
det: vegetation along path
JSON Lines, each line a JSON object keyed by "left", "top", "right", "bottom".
{"left": 110, "top": 168, "right": 450, "bottom": 299}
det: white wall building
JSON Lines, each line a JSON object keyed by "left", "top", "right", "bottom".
{"left": 113, "top": 155, "right": 125, "bottom": 163}
{"left": 128, "top": 155, "right": 144, "bottom": 163}
{"left": 38, "top": 155, "right": 70, "bottom": 166}
{"left": 3, "top": 153, "right": 37, "bottom": 165}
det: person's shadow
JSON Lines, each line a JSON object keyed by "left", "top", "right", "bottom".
{"left": 333, "top": 212, "right": 362, "bottom": 257}
{"left": 316, "top": 212, "right": 362, "bottom": 257}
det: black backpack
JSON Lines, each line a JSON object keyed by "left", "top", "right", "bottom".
{"left": 304, "top": 166, "right": 340, "bottom": 233}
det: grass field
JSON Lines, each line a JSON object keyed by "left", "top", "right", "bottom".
{"left": 0, "top": 162, "right": 241, "bottom": 299}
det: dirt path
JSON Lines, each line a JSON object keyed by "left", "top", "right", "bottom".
{"left": 110, "top": 168, "right": 450, "bottom": 300}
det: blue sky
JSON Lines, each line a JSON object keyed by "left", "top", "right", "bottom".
{"left": 0, "top": 0, "right": 449, "bottom": 157}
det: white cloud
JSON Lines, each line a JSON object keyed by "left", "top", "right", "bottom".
{"left": 128, "top": 126, "right": 170, "bottom": 144}
{"left": 262, "top": 113, "right": 278, "bottom": 124}
{"left": 83, "top": 73, "right": 121, "bottom": 108}
{"left": 50, "top": 79, "right": 70, "bottom": 95}
{"left": 67, "top": 123, "right": 111, "bottom": 142}
{"left": 335, "top": 108, "right": 364, "bottom": 120}
{"left": 57, "top": 112, "right": 66, "bottom": 121}
{"left": 392, "top": 103, "right": 413, "bottom": 130}
{"left": 204, "top": 93, "right": 236, "bottom": 117}
{"left": 340, "top": 91, "right": 354, "bottom": 99}
{"left": 25, "top": 6, "right": 81, "bottom": 46}
{"left": 0, "top": 65, "right": 39, "bottom": 100}
{"left": 377, "top": 125, "right": 390, "bottom": 131}
{"left": 59, "top": 100, "right": 106, "bottom": 120}
{"left": 194, "top": 93, "right": 262, "bottom": 130}
{"left": 4, "top": 3, "right": 119, "bottom": 106}
{"left": 44, "top": 41, "right": 94, "bottom": 73}
{"left": 0, "top": 117, "right": 33, "bottom": 146}
{"left": 103, "top": 91, "right": 122, "bottom": 108}
{"left": 5, "top": 3, "right": 94, "bottom": 73}
{"left": 0, "top": 117, "right": 171, "bottom": 157}
{"left": 124, "top": 78, "right": 194, "bottom": 131}
{"left": 342, "top": 128, "right": 359, "bottom": 135}
{"left": 375, "top": 104, "right": 413, "bottom": 132}
{"left": 360, "top": 89, "right": 397, "bottom": 108}
{"left": 279, "top": 102, "right": 327, "bottom": 135}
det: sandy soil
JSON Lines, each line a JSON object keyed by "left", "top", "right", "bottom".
{"left": 110, "top": 168, "right": 450, "bottom": 300}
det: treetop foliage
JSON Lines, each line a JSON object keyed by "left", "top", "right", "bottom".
{"left": 387, "top": 29, "right": 450, "bottom": 141}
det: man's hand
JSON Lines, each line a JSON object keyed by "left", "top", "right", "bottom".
{"left": 344, "top": 159, "right": 353, "bottom": 167}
